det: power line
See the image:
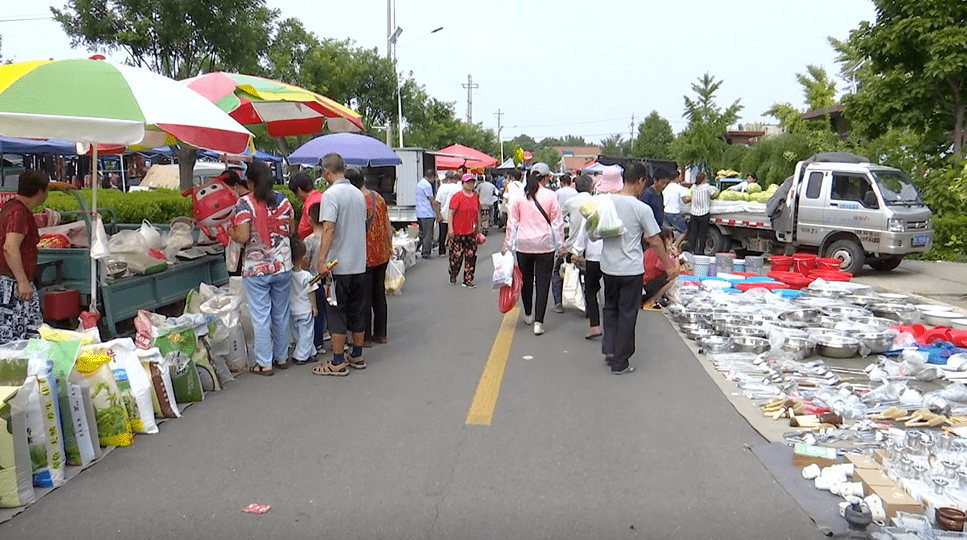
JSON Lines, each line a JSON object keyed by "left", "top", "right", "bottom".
{"left": 0, "top": 15, "right": 53, "bottom": 22}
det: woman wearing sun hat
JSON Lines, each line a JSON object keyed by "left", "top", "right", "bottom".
{"left": 447, "top": 173, "right": 482, "bottom": 288}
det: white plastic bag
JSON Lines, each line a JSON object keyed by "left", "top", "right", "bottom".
{"left": 163, "top": 222, "right": 195, "bottom": 261}
{"left": 385, "top": 260, "right": 405, "bottom": 295}
{"left": 587, "top": 194, "right": 626, "bottom": 241}
{"left": 561, "top": 263, "right": 585, "bottom": 311}
{"left": 138, "top": 220, "right": 163, "bottom": 251}
{"left": 90, "top": 215, "right": 111, "bottom": 260}
{"left": 492, "top": 251, "right": 515, "bottom": 289}
{"left": 108, "top": 229, "right": 148, "bottom": 254}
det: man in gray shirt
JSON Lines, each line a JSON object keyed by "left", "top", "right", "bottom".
{"left": 314, "top": 152, "right": 368, "bottom": 377}
{"left": 599, "top": 162, "right": 678, "bottom": 375}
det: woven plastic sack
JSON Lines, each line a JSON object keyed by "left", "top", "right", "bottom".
{"left": 498, "top": 266, "right": 523, "bottom": 314}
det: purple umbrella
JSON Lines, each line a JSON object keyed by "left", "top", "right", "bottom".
{"left": 289, "top": 133, "right": 401, "bottom": 167}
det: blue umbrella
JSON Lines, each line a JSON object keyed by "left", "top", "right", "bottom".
{"left": 289, "top": 133, "right": 401, "bottom": 167}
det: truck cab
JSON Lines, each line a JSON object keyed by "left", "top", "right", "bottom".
{"left": 781, "top": 161, "right": 933, "bottom": 273}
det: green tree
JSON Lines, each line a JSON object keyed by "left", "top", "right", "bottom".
{"left": 631, "top": 111, "right": 675, "bottom": 159}
{"left": 599, "top": 134, "right": 629, "bottom": 156}
{"left": 539, "top": 135, "right": 589, "bottom": 147}
{"left": 670, "top": 73, "right": 743, "bottom": 171}
{"left": 262, "top": 18, "right": 318, "bottom": 85}
{"left": 51, "top": 0, "right": 278, "bottom": 79}
{"left": 797, "top": 64, "right": 838, "bottom": 111}
{"left": 843, "top": 0, "right": 967, "bottom": 158}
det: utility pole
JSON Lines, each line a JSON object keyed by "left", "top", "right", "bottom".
{"left": 462, "top": 74, "right": 478, "bottom": 123}
{"left": 385, "top": 0, "right": 394, "bottom": 146}
{"left": 494, "top": 109, "right": 504, "bottom": 162}
{"left": 629, "top": 114, "right": 636, "bottom": 153}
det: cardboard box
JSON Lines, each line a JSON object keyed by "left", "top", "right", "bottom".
{"left": 871, "top": 484, "right": 923, "bottom": 518}
{"left": 853, "top": 467, "right": 895, "bottom": 496}
{"left": 873, "top": 448, "right": 887, "bottom": 465}
{"left": 845, "top": 453, "right": 881, "bottom": 470}
{"left": 792, "top": 443, "right": 838, "bottom": 468}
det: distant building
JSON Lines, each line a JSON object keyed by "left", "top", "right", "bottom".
{"left": 553, "top": 146, "right": 602, "bottom": 172}
{"left": 725, "top": 129, "right": 766, "bottom": 146}
{"left": 801, "top": 104, "right": 849, "bottom": 140}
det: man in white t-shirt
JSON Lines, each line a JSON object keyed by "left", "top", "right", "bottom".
{"left": 500, "top": 169, "right": 524, "bottom": 229}
{"left": 435, "top": 171, "right": 461, "bottom": 256}
{"left": 662, "top": 176, "right": 688, "bottom": 247}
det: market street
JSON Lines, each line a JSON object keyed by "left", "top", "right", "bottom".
{"left": 2, "top": 235, "right": 824, "bottom": 539}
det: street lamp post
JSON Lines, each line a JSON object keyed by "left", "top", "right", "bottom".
{"left": 386, "top": 13, "right": 443, "bottom": 148}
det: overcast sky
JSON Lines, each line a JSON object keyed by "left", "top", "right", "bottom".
{"left": 3, "top": 1, "right": 877, "bottom": 146}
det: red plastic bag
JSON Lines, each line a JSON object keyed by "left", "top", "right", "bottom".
{"left": 498, "top": 266, "right": 523, "bottom": 314}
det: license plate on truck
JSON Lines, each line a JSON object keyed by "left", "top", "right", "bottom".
{"left": 912, "top": 234, "right": 929, "bottom": 247}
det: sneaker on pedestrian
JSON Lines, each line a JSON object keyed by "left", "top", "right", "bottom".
{"left": 346, "top": 353, "right": 366, "bottom": 370}
{"left": 552, "top": 303, "right": 564, "bottom": 313}
{"left": 316, "top": 344, "right": 327, "bottom": 355}
{"left": 533, "top": 322, "right": 544, "bottom": 335}
{"left": 323, "top": 331, "right": 331, "bottom": 342}
{"left": 611, "top": 365, "right": 635, "bottom": 375}
{"left": 462, "top": 281, "right": 476, "bottom": 289}
{"left": 523, "top": 313, "right": 534, "bottom": 325}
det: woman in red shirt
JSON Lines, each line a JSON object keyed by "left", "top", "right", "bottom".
{"left": 0, "top": 171, "right": 50, "bottom": 343}
{"left": 641, "top": 227, "right": 677, "bottom": 310}
{"left": 447, "top": 174, "right": 481, "bottom": 288}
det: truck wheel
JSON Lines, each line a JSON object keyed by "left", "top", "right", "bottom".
{"left": 706, "top": 228, "right": 731, "bottom": 255}
{"left": 825, "top": 239, "right": 865, "bottom": 275}
{"left": 868, "top": 256, "right": 903, "bottom": 272}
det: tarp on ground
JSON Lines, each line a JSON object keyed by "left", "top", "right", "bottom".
{"left": 435, "top": 144, "right": 498, "bottom": 170}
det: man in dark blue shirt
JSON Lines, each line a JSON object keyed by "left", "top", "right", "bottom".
{"left": 639, "top": 166, "right": 677, "bottom": 226}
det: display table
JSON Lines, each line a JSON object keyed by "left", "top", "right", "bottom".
{"left": 38, "top": 248, "right": 228, "bottom": 336}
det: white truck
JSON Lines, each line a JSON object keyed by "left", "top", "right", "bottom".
{"left": 694, "top": 152, "right": 933, "bottom": 274}
{"left": 379, "top": 147, "right": 436, "bottom": 226}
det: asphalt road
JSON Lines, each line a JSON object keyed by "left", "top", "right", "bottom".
{"left": 1, "top": 235, "right": 825, "bottom": 540}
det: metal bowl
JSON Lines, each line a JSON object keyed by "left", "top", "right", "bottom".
{"left": 781, "top": 336, "right": 817, "bottom": 358}
{"left": 684, "top": 326, "right": 716, "bottom": 341}
{"left": 821, "top": 305, "right": 873, "bottom": 319}
{"left": 878, "top": 292, "right": 910, "bottom": 303}
{"left": 851, "top": 316, "right": 900, "bottom": 330}
{"left": 106, "top": 260, "right": 128, "bottom": 279}
{"left": 842, "top": 293, "right": 882, "bottom": 306}
{"left": 771, "top": 319, "right": 808, "bottom": 330}
{"left": 778, "top": 308, "right": 821, "bottom": 324}
{"left": 729, "top": 325, "right": 767, "bottom": 338}
{"left": 733, "top": 336, "right": 770, "bottom": 354}
{"left": 806, "top": 327, "right": 845, "bottom": 340}
{"left": 792, "top": 296, "right": 840, "bottom": 309}
{"left": 701, "top": 335, "right": 734, "bottom": 354}
{"left": 817, "top": 315, "right": 844, "bottom": 329}
{"left": 854, "top": 332, "right": 896, "bottom": 354}
{"left": 665, "top": 304, "right": 687, "bottom": 322}
{"left": 799, "top": 288, "right": 844, "bottom": 299}
{"left": 814, "top": 335, "right": 861, "bottom": 358}
{"left": 680, "top": 312, "right": 708, "bottom": 325}
{"left": 870, "top": 303, "right": 919, "bottom": 323}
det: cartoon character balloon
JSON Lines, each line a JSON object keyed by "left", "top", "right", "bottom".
{"left": 182, "top": 173, "right": 238, "bottom": 246}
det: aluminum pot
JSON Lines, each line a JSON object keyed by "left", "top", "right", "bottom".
{"left": 854, "top": 332, "right": 896, "bottom": 354}
{"left": 870, "top": 303, "right": 919, "bottom": 323}
{"left": 814, "top": 335, "right": 861, "bottom": 358}
{"left": 701, "top": 336, "right": 734, "bottom": 354}
{"left": 679, "top": 312, "right": 708, "bottom": 325}
{"left": 684, "top": 326, "right": 716, "bottom": 341}
{"left": 821, "top": 305, "right": 873, "bottom": 319}
{"left": 806, "top": 327, "right": 845, "bottom": 340}
{"left": 729, "top": 325, "right": 767, "bottom": 338}
{"left": 852, "top": 316, "right": 900, "bottom": 330}
{"left": 842, "top": 293, "right": 882, "bottom": 306}
{"left": 733, "top": 336, "right": 770, "bottom": 354}
{"left": 778, "top": 308, "right": 821, "bottom": 324}
{"left": 781, "top": 336, "right": 816, "bottom": 358}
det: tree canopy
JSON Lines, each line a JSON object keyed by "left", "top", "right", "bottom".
{"left": 670, "top": 73, "right": 743, "bottom": 171}
{"left": 631, "top": 111, "right": 675, "bottom": 160}
{"left": 51, "top": 0, "right": 278, "bottom": 79}
{"left": 843, "top": 0, "right": 967, "bottom": 157}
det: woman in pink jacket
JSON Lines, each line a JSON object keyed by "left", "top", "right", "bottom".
{"left": 501, "top": 163, "right": 565, "bottom": 335}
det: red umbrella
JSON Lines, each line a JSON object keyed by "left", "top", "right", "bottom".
{"left": 182, "top": 72, "right": 364, "bottom": 136}
{"left": 435, "top": 143, "right": 498, "bottom": 171}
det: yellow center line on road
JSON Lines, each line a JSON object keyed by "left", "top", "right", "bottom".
{"left": 466, "top": 306, "right": 520, "bottom": 426}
